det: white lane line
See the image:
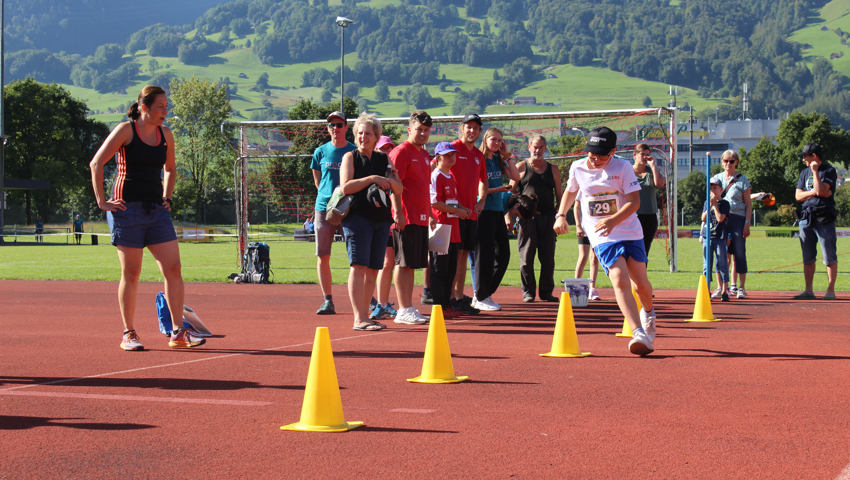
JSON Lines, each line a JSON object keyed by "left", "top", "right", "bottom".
{"left": 0, "top": 390, "right": 274, "bottom": 406}
{"left": 0, "top": 320, "right": 466, "bottom": 392}
{"left": 835, "top": 462, "right": 850, "bottom": 480}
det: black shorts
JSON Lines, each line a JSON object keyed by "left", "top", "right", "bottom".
{"left": 393, "top": 224, "right": 429, "bottom": 269}
{"left": 577, "top": 234, "right": 591, "bottom": 246}
{"left": 457, "top": 218, "right": 478, "bottom": 251}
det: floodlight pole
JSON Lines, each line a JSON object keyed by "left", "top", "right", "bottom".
{"left": 336, "top": 17, "right": 355, "bottom": 109}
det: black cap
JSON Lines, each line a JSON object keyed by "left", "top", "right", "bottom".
{"left": 584, "top": 127, "right": 617, "bottom": 155}
{"left": 327, "top": 111, "right": 346, "bottom": 122}
{"left": 797, "top": 143, "right": 823, "bottom": 157}
{"left": 461, "top": 113, "right": 482, "bottom": 125}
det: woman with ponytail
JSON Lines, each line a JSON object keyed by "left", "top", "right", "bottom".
{"left": 90, "top": 85, "right": 206, "bottom": 351}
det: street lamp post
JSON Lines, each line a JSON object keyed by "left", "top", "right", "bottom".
{"left": 335, "top": 16, "right": 355, "bottom": 108}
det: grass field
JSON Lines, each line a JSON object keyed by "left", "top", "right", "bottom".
{"left": 788, "top": 0, "right": 850, "bottom": 80}
{"left": 2, "top": 228, "right": 847, "bottom": 293}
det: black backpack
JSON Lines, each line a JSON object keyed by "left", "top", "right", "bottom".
{"left": 236, "top": 242, "right": 272, "bottom": 284}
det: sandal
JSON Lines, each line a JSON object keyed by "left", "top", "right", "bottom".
{"left": 353, "top": 321, "right": 386, "bottom": 331}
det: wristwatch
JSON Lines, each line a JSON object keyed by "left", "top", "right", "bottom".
{"left": 555, "top": 213, "right": 567, "bottom": 219}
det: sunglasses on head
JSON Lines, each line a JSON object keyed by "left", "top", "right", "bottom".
{"left": 411, "top": 114, "right": 433, "bottom": 126}
{"left": 328, "top": 122, "right": 346, "bottom": 129}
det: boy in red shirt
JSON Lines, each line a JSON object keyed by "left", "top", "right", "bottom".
{"left": 430, "top": 142, "right": 472, "bottom": 319}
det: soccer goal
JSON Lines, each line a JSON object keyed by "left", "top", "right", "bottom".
{"left": 223, "top": 107, "right": 680, "bottom": 271}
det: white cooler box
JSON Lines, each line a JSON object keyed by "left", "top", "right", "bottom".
{"left": 562, "top": 278, "right": 590, "bottom": 307}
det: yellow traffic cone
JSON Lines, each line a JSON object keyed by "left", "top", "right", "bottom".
{"left": 615, "top": 289, "right": 641, "bottom": 337}
{"left": 408, "top": 305, "right": 468, "bottom": 383}
{"left": 687, "top": 275, "right": 721, "bottom": 322}
{"left": 541, "top": 292, "right": 591, "bottom": 357}
{"left": 281, "top": 327, "right": 363, "bottom": 432}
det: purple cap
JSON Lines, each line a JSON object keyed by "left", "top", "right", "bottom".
{"left": 376, "top": 136, "right": 395, "bottom": 150}
{"left": 434, "top": 141, "right": 457, "bottom": 156}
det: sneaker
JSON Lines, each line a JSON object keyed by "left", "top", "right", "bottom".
{"left": 824, "top": 292, "right": 837, "bottom": 300}
{"left": 169, "top": 328, "right": 206, "bottom": 348}
{"left": 382, "top": 303, "right": 399, "bottom": 316}
{"left": 729, "top": 284, "right": 737, "bottom": 295}
{"left": 721, "top": 292, "right": 730, "bottom": 302}
{"left": 541, "top": 294, "right": 560, "bottom": 302}
{"left": 523, "top": 295, "right": 534, "bottom": 303}
{"left": 472, "top": 296, "right": 501, "bottom": 311}
{"left": 628, "top": 329, "right": 654, "bottom": 356}
{"left": 420, "top": 291, "right": 435, "bottom": 305}
{"left": 736, "top": 288, "right": 747, "bottom": 299}
{"left": 394, "top": 306, "right": 427, "bottom": 325}
{"left": 120, "top": 331, "right": 144, "bottom": 351}
{"left": 413, "top": 309, "right": 429, "bottom": 322}
{"left": 451, "top": 298, "right": 480, "bottom": 315}
{"left": 462, "top": 295, "right": 474, "bottom": 306}
{"left": 589, "top": 288, "right": 601, "bottom": 301}
{"left": 442, "top": 306, "right": 462, "bottom": 319}
{"left": 369, "top": 305, "right": 386, "bottom": 320}
{"left": 711, "top": 288, "right": 722, "bottom": 299}
{"left": 639, "top": 308, "right": 656, "bottom": 343}
{"left": 316, "top": 300, "right": 335, "bottom": 315}
{"left": 793, "top": 291, "right": 816, "bottom": 300}
{"left": 369, "top": 297, "right": 378, "bottom": 311}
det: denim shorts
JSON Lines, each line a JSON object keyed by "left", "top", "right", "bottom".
{"left": 593, "top": 239, "right": 648, "bottom": 275}
{"left": 342, "top": 214, "right": 392, "bottom": 270}
{"left": 799, "top": 219, "right": 838, "bottom": 265}
{"left": 107, "top": 202, "right": 177, "bottom": 249}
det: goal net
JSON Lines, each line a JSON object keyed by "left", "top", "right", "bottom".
{"left": 224, "top": 108, "right": 679, "bottom": 270}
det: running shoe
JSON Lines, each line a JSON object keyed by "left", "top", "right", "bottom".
{"left": 523, "top": 295, "right": 534, "bottom": 303}
{"left": 169, "top": 328, "right": 206, "bottom": 348}
{"left": 369, "top": 305, "right": 386, "bottom": 320}
{"left": 541, "top": 294, "right": 560, "bottom": 302}
{"left": 628, "top": 329, "right": 654, "bottom": 356}
{"left": 413, "top": 309, "right": 429, "bottom": 322}
{"left": 442, "top": 306, "right": 461, "bottom": 319}
{"left": 793, "top": 291, "right": 816, "bottom": 300}
{"left": 316, "top": 300, "right": 335, "bottom": 315}
{"left": 382, "top": 303, "right": 399, "bottom": 316}
{"left": 451, "top": 298, "right": 480, "bottom": 315}
{"left": 589, "top": 288, "right": 601, "bottom": 301}
{"left": 473, "top": 296, "right": 501, "bottom": 311}
{"left": 420, "top": 291, "right": 435, "bottom": 305}
{"left": 120, "top": 331, "right": 144, "bottom": 351}
{"left": 369, "top": 297, "right": 378, "bottom": 311}
{"left": 736, "top": 288, "right": 747, "bottom": 299}
{"left": 729, "top": 285, "right": 738, "bottom": 295}
{"left": 711, "top": 288, "right": 723, "bottom": 299}
{"left": 721, "top": 292, "right": 730, "bottom": 302}
{"left": 394, "top": 306, "right": 427, "bottom": 325}
{"left": 639, "top": 308, "right": 657, "bottom": 343}
{"left": 824, "top": 292, "right": 837, "bottom": 300}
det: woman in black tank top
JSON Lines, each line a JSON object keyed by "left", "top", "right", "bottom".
{"left": 508, "top": 135, "right": 563, "bottom": 302}
{"left": 90, "top": 86, "right": 204, "bottom": 351}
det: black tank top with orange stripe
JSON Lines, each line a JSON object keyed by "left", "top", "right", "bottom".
{"left": 113, "top": 121, "right": 168, "bottom": 203}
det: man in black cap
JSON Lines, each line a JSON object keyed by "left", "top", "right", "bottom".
{"left": 793, "top": 143, "right": 838, "bottom": 300}
{"left": 311, "top": 111, "right": 355, "bottom": 315}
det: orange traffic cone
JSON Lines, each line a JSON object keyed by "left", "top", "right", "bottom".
{"left": 615, "top": 289, "right": 642, "bottom": 337}
{"left": 408, "top": 305, "right": 468, "bottom": 383}
{"left": 687, "top": 275, "right": 721, "bottom": 322}
{"left": 281, "top": 327, "right": 363, "bottom": 432}
{"left": 541, "top": 292, "right": 591, "bottom": 357}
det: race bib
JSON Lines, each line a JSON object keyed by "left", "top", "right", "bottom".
{"left": 446, "top": 199, "right": 459, "bottom": 218}
{"left": 586, "top": 193, "right": 619, "bottom": 217}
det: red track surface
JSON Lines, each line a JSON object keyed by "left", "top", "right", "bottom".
{"left": 2, "top": 280, "right": 850, "bottom": 479}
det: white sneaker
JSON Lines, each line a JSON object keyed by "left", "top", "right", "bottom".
{"left": 710, "top": 288, "right": 722, "bottom": 299}
{"left": 640, "top": 308, "right": 656, "bottom": 343}
{"left": 736, "top": 288, "right": 747, "bottom": 299}
{"left": 589, "top": 288, "right": 601, "bottom": 301}
{"left": 473, "top": 296, "right": 501, "bottom": 311}
{"left": 413, "top": 309, "right": 429, "bottom": 322}
{"left": 628, "top": 330, "right": 655, "bottom": 356}
{"left": 394, "top": 307, "right": 427, "bottom": 325}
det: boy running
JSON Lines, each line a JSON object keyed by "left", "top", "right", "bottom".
{"left": 553, "top": 127, "right": 656, "bottom": 355}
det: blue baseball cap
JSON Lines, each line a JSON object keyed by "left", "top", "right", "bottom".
{"left": 434, "top": 141, "right": 457, "bottom": 156}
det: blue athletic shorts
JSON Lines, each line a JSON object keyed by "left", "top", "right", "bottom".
{"left": 107, "top": 202, "right": 177, "bottom": 249}
{"left": 593, "top": 239, "right": 648, "bottom": 275}
{"left": 342, "top": 214, "right": 392, "bottom": 270}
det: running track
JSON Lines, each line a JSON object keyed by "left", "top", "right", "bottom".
{"left": 1, "top": 280, "right": 849, "bottom": 479}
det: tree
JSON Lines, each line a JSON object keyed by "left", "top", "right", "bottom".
{"left": 4, "top": 79, "right": 109, "bottom": 223}
{"left": 642, "top": 96, "right": 652, "bottom": 107}
{"left": 168, "top": 76, "right": 235, "bottom": 222}
{"left": 255, "top": 72, "right": 271, "bottom": 91}
{"left": 148, "top": 58, "right": 160, "bottom": 77}
{"left": 482, "top": 18, "right": 491, "bottom": 36}
{"left": 320, "top": 89, "right": 333, "bottom": 103}
{"left": 375, "top": 81, "right": 390, "bottom": 102}
{"left": 466, "top": 20, "right": 481, "bottom": 36}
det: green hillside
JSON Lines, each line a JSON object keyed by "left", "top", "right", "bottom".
{"left": 789, "top": 0, "right": 850, "bottom": 79}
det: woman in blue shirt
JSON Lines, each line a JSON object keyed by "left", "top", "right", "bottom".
{"left": 472, "top": 127, "right": 521, "bottom": 311}
{"left": 710, "top": 150, "right": 752, "bottom": 299}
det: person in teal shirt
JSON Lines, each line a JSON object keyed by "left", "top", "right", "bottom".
{"left": 310, "top": 111, "right": 356, "bottom": 315}
{"left": 73, "top": 214, "right": 84, "bottom": 245}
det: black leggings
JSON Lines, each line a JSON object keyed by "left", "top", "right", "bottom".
{"left": 637, "top": 213, "right": 658, "bottom": 255}
{"left": 474, "top": 210, "right": 511, "bottom": 300}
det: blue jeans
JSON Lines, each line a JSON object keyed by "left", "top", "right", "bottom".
{"left": 726, "top": 214, "right": 748, "bottom": 274}
{"left": 704, "top": 238, "right": 729, "bottom": 283}
{"left": 342, "top": 214, "right": 392, "bottom": 270}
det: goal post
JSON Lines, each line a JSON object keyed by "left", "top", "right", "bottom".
{"left": 223, "top": 107, "right": 679, "bottom": 270}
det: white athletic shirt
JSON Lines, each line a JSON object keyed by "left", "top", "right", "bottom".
{"left": 567, "top": 155, "right": 643, "bottom": 246}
